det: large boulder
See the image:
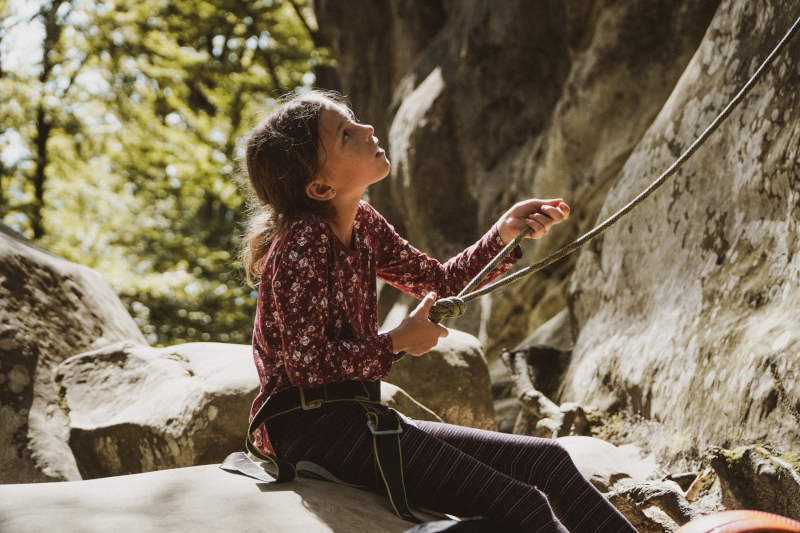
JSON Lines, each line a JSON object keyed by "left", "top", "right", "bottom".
{"left": 0, "top": 223, "right": 146, "bottom": 484}
{"left": 385, "top": 329, "right": 496, "bottom": 430}
{"left": 0, "top": 463, "right": 439, "bottom": 532}
{"left": 565, "top": 0, "right": 800, "bottom": 452}
{"left": 55, "top": 341, "right": 259, "bottom": 479}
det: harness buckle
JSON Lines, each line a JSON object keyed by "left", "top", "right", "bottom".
{"left": 299, "top": 386, "right": 326, "bottom": 410}
{"left": 367, "top": 419, "right": 403, "bottom": 436}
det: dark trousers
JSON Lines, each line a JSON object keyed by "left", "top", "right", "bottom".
{"left": 267, "top": 402, "right": 637, "bottom": 533}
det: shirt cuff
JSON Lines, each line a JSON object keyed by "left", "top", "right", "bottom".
{"left": 487, "top": 224, "right": 523, "bottom": 262}
{"left": 377, "top": 332, "right": 397, "bottom": 363}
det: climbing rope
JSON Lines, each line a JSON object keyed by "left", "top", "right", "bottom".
{"left": 427, "top": 14, "right": 800, "bottom": 323}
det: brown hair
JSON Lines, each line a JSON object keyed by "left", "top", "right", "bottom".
{"left": 238, "top": 90, "right": 351, "bottom": 286}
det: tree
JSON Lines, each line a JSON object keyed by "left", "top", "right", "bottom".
{"left": 1, "top": 0, "right": 328, "bottom": 346}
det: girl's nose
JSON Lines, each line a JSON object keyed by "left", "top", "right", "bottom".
{"left": 360, "top": 123, "right": 375, "bottom": 140}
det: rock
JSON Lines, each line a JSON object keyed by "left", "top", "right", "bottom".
{"left": 514, "top": 308, "right": 575, "bottom": 353}
{"left": 381, "top": 382, "right": 443, "bottom": 424}
{"left": 609, "top": 484, "right": 700, "bottom": 528}
{"left": 558, "top": 436, "right": 658, "bottom": 492}
{"left": 607, "top": 482, "right": 704, "bottom": 533}
{"left": 565, "top": 0, "right": 800, "bottom": 454}
{"left": 606, "top": 491, "right": 672, "bottom": 533}
{"left": 0, "top": 223, "right": 146, "bottom": 484}
{"left": 707, "top": 445, "right": 800, "bottom": 521}
{"left": 56, "top": 341, "right": 259, "bottom": 479}
{"left": 0, "top": 463, "right": 438, "bottom": 532}
{"left": 385, "top": 330, "right": 496, "bottom": 430}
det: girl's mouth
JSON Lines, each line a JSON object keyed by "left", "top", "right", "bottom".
{"left": 376, "top": 148, "right": 384, "bottom": 158}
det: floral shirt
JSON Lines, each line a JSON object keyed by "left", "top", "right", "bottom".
{"left": 250, "top": 200, "right": 521, "bottom": 455}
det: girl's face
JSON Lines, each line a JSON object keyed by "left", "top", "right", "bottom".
{"left": 314, "top": 100, "right": 390, "bottom": 199}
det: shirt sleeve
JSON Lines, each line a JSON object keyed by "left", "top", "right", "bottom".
{"left": 271, "top": 222, "right": 394, "bottom": 388}
{"left": 370, "top": 207, "right": 523, "bottom": 299}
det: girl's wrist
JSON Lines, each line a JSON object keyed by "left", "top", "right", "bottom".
{"left": 386, "top": 328, "right": 406, "bottom": 354}
{"left": 387, "top": 330, "right": 399, "bottom": 353}
{"left": 495, "top": 220, "right": 513, "bottom": 246}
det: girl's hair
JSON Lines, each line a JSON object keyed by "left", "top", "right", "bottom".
{"left": 238, "top": 90, "right": 352, "bottom": 286}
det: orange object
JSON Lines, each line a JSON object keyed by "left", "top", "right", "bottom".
{"left": 677, "top": 511, "right": 800, "bottom": 533}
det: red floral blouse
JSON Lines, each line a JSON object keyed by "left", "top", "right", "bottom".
{"left": 250, "top": 200, "right": 521, "bottom": 456}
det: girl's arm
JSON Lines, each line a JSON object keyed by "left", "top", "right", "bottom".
{"left": 369, "top": 207, "right": 519, "bottom": 299}
{"left": 271, "top": 224, "right": 393, "bottom": 388}
{"left": 371, "top": 200, "right": 569, "bottom": 299}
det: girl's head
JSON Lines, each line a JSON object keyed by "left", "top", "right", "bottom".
{"left": 238, "top": 90, "right": 351, "bottom": 285}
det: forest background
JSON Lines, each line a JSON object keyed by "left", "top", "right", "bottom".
{"left": 0, "top": 0, "right": 328, "bottom": 347}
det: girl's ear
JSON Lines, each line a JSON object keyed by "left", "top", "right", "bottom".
{"left": 305, "top": 180, "right": 336, "bottom": 201}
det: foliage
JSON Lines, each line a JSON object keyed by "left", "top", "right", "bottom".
{"left": 0, "top": 0, "right": 328, "bottom": 346}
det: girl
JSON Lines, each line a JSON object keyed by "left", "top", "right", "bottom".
{"left": 239, "top": 90, "right": 637, "bottom": 533}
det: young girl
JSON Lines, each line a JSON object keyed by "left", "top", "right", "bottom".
{"left": 239, "top": 91, "right": 637, "bottom": 533}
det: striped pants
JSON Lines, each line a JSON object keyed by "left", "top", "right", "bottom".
{"left": 267, "top": 402, "right": 637, "bottom": 533}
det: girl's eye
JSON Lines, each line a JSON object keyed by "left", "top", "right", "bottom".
{"left": 343, "top": 131, "right": 349, "bottom": 142}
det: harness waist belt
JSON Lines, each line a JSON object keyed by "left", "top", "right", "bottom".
{"left": 248, "top": 380, "right": 381, "bottom": 436}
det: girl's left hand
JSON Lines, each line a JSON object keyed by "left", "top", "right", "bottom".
{"left": 495, "top": 199, "right": 570, "bottom": 246}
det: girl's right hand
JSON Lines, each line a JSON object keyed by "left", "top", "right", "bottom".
{"left": 388, "top": 292, "right": 449, "bottom": 356}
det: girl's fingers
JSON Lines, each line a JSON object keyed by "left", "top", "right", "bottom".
{"left": 541, "top": 205, "right": 566, "bottom": 222}
{"left": 532, "top": 212, "right": 553, "bottom": 228}
{"left": 525, "top": 217, "right": 547, "bottom": 236}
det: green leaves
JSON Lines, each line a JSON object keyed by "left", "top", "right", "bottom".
{"left": 1, "top": 0, "right": 329, "bottom": 346}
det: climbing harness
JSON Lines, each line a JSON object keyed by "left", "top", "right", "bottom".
{"left": 221, "top": 380, "right": 422, "bottom": 523}
{"left": 423, "top": 14, "right": 800, "bottom": 325}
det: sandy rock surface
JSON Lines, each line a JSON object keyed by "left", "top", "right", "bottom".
{"left": 0, "top": 223, "right": 146, "bottom": 484}
{"left": 0, "top": 463, "right": 437, "bottom": 533}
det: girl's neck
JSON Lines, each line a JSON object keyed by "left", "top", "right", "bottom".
{"left": 327, "top": 195, "right": 361, "bottom": 250}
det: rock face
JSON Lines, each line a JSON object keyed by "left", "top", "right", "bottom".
{"left": 56, "top": 341, "right": 259, "bottom": 479}
{"left": 565, "top": 0, "right": 800, "bottom": 451}
{"left": 315, "top": 0, "right": 719, "bottom": 350}
{"left": 385, "top": 329, "right": 496, "bottom": 430}
{"left": 0, "top": 223, "right": 146, "bottom": 484}
{"left": 317, "top": 0, "right": 800, "bottom": 454}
